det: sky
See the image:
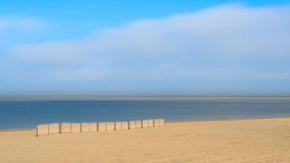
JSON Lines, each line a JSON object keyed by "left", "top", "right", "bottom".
{"left": 0, "top": 0, "right": 290, "bottom": 96}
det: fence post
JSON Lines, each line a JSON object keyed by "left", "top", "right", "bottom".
{"left": 36, "top": 125, "right": 38, "bottom": 137}
{"left": 59, "top": 122, "right": 62, "bottom": 134}
{"left": 80, "top": 123, "right": 82, "bottom": 132}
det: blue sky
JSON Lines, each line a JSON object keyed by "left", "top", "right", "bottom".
{"left": 0, "top": 0, "right": 290, "bottom": 96}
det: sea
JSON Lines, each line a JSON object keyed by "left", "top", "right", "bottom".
{"left": 0, "top": 97, "right": 290, "bottom": 130}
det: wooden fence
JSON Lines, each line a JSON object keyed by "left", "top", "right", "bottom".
{"left": 36, "top": 119, "right": 165, "bottom": 136}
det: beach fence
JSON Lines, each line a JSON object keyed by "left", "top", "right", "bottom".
{"left": 36, "top": 119, "right": 165, "bottom": 136}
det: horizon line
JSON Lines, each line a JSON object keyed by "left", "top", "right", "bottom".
{"left": 0, "top": 95, "right": 290, "bottom": 102}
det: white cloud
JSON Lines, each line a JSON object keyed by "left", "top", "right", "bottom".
{"left": 6, "top": 4, "right": 290, "bottom": 83}
{"left": 0, "top": 15, "right": 48, "bottom": 47}
{"left": 0, "top": 16, "right": 46, "bottom": 32}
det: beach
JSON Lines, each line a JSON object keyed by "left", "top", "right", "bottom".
{"left": 0, "top": 118, "right": 289, "bottom": 163}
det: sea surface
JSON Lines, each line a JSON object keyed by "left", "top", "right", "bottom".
{"left": 0, "top": 97, "right": 290, "bottom": 130}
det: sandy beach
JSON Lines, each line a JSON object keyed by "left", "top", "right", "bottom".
{"left": 0, "top": 118, "right": 289, "bottom": 163}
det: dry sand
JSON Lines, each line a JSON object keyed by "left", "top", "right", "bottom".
{"left": 0, "top": 118, "right": 290, "bottom": 163}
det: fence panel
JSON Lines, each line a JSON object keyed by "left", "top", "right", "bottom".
{"left": 129, "top": 121, "right": 136, "bottom": 129}
{"left": 154, "top": 119, "right": 160, "bottom": 127}
{"left": 142, "top": 120, "right": 149, "bottom": 128}
{"left": 159, "top": 119, "right": 165, "bottom": 126}
{"left": 90, "top": 122, "right": 97, "bottom": 132}
{"left": 121, "top": 121, "right": 129, "bottom": 130}
{"left": 106, "top": 122, "right": 115, "bottom": 131}
{"left": 37, "top": 124, "right": 49, "bottom": 136}
{"left": 115, "top": 122, "right": 122, "bottom": 130}
{"left": 71, "top": 123, "right": 81, "bottom": 133}
{"left": 48, "top": 123, "right": 60, "bottom": 135}
{"left": 98, "top": 122, "right": 106, "bottom": 131}
{"left": 136, "top": 120, "right": 142, "bottom": 129}
{"left": 81, "top": 123, "right": 90, "bottom": 132}
{"left": 148, "top": 119, "right": 154, "bottom": 127}
{"left": 61, "top": 123, "right": 71, "bottom": 133}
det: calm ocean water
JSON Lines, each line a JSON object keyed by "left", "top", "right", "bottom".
{"left": 0, "top": 98, "right": 290, "bottom": 129}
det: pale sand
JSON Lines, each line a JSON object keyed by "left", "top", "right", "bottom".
{"left": 0, "top": 118, "right": 290, "bottom": 163}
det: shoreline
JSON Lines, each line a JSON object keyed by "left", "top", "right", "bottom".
{"left": 170, "top": 116, "right": 290, "bottom": 123}
{"left": 1, "top": 116, "right": 289, "bottom": 132}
